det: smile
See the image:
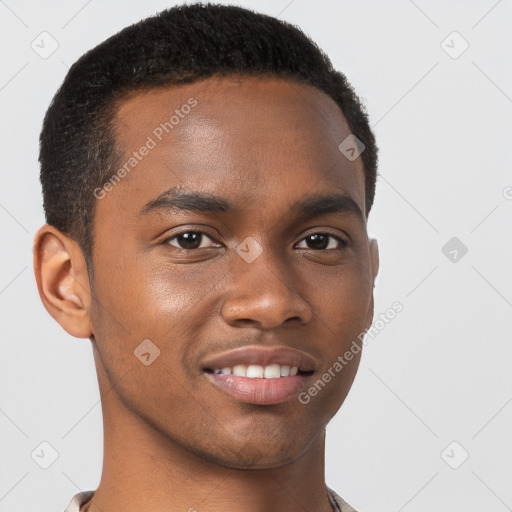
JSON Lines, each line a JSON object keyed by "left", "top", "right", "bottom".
{"left": 201, "top": 345, "right": 317, "bottom": 405}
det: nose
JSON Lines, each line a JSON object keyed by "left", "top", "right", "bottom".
{"left": 220, "top": 245, "right": 313, "bottom": 329}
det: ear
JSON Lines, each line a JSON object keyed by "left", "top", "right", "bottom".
{"left": 33, "top": 224, "right": 93, "bottom": 339}
{"left": 369, "top": 237, "right": 379, "bottom": 287}
{"left": 363, "top": 237, "right": 380, "bottom": 330}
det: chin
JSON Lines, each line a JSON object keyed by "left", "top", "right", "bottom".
{"left": 187, "top": 434, "right": 313, "bottom": 470}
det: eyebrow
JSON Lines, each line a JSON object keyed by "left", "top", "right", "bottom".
{"left": 138, "top": 187, "right": 364, "bottom": 221}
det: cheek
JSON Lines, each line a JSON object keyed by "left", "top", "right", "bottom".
{"left": 307, "top": 260, "right": 371, "bottom": 396}
{"left": 312, "top": 260, "right": 372, "bottom": 326}
{"left": 92, "top": 250, "right": 195, "bottom": 329}
{"left": 91, "top": 261, "right": 212, "bottom": 393}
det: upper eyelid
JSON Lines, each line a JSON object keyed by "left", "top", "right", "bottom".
{"left": 295, "top": 233, "right": 348, "bottom": 248}
{"left": 162, "top": 229, "right": 220, "bottom": 248}
{"left": 162, "top": 229, "right": 219, "bottom": 243}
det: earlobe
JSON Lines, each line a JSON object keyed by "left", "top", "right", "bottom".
{"left": 33, "top": 224, "right": 93, "bottom": 339}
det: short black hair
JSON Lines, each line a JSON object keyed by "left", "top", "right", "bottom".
{"left": 39, "top": 2, "right": 378, "bottom": 274}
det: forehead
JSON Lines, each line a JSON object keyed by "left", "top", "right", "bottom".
{"left": 103, "top": 76, "right": 366, "bottom": 222}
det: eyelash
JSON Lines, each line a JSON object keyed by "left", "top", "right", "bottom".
{"left": 161, "top": 229, "right": 349, "bottom": 251}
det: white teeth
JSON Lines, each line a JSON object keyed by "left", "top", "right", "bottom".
{"left": 264, "top": 364, "right": 281, "bottom": 378}
{"left": 211, "top": 364, "right": 300, "bottom": 378}
{"left": 232, "top": 365, "right": 246, "bottom": 377}
{"left": 247, "top": 365, "right": 264, "bottom": 378}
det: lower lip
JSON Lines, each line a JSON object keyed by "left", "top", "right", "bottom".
{"left": 204, "top": 372, "right": 310, "bottom": 405}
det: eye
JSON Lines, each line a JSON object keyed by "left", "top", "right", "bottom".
{"left": 163, "top": 230, "right": 220, "bottom": 250}
{"left": 296, "top": 232, "right": 348, "bottom": 251}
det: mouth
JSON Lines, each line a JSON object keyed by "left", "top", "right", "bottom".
{"left": 201, "top": 346, "right": 316, "bottom": 405}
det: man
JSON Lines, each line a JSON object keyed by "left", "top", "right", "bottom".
{"left": 33, "top": 3, "right": 379, "bottom": 511}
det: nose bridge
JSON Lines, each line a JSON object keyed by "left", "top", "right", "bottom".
{"left": 237, "top": 238, "right": 287, "bottom": 291}
{"left": 221, "top": 238, "right": 312, "bottom": 327}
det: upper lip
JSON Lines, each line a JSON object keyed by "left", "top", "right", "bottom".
{"left": 201, "top": 345, "right": 317, "bottom": 373}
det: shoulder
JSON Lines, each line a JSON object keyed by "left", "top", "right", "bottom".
{"left": 327, "top": 486, "right": 359, "bottom": 512}
{"left": 62, "top": 491, "right": 95, "bottom": 512}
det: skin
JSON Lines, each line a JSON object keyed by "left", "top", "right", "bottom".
{"left": 33, "top": 76, "right": 379, "bottom": 512}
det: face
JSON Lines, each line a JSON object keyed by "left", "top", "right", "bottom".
{"left": 45, "top": 76, "right": 379, "bottom": 470}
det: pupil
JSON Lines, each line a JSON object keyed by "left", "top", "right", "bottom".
{"left": 308, "top": 234, "right": 328, "bottom": 250}
{"left": 179, "top": 232, "right": 201, "bottom": 249}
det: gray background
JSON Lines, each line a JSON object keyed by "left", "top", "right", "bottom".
{"left": 1, "top": 1, "right": 511, "bottom": 511}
